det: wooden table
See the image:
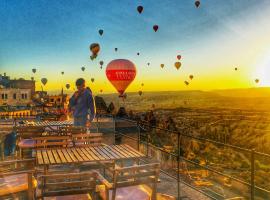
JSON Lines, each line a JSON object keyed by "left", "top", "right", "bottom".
{"left": 36, "top": 144, "right": 145, "bottom": 166}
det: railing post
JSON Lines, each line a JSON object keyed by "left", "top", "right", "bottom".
{"left": 146, "top": 126, "right": 149, "bottom": 157}
{"left": 251, "top": 149, "right": 255, "bottom": 200}
{"left": 137, "top": 121, "right": 140, "bottom": 152}
{"left": 177, "top": 132, "right": 181, "bottom": 200}
{"left": 113, "top": 116, "right": 116, "bottom": 145}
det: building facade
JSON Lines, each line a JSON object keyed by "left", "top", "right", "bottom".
{"left": 0, "top": 88, "right": 32, "bottom": 106}
{"left": 46, "top": 94, "right": 69, "bottom": 108}
{"left": 0, "top": 73, "right": 35, "bottom": 95}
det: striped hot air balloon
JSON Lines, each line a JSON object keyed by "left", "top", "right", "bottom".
{"left": 106, "top": 59, "right": 136, "bottom": 97}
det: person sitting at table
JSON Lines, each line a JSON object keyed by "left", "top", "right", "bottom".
{"left": 69, "top": 78, "right": 96, "bottom": 127}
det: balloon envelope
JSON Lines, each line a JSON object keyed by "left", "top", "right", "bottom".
{"left": 153, "top": 25, "right": 159, "bottom": 32}
{"left": 177, "top": 55, "right": 181, "bottom": 60}
{"left": 61, "top": 71, "right": 64, "bottom": 75}
{"left": 100, "top": 61, "right": 104, "bottom": 66}
{"left": 32, "top": 68, "right": 36, "bottom": 73}
{"left": 98, "top": 29, "right": 103, "bottom": 36}
{"left": 138, "top": 91, "right": 142, "bottom": 96}
{"left": 81, "top": 67, "right": 85, "bottom": 71}
{"left": 175, "top": 62, "right": 181, "bottom": 70}
{"left": 90, "top": 43, "right": 100, "bottom": 60}
{"left": 184, "top": 81, "right": 189, "bottom": 85}
{"left": 137, "top": 5, "right": 143, "bottom": 14}
{"left": 66, "top": 84, "right": 70, "bottom": 89}
{"left": 106, "top": 59, "right": 137, "bottom": 96}
{"left": 91, "top": 78, "right": 95, "bottom": 83}
{"left": 189, "top": 75, "right": 194, "bottom": 80}
{"left": 115, "top": 48, "right": 118, "bottom": 52}
{"left": 41, "top": 78, "right": 48, "bottom": 86}
{"left": 195, "top": 0, "right": 200, "bottom": 8}
{"left": 160, "top": 64, "right": 164, "bottom": 68}
{"left": 255, "top": 79, "right": 259, "bottom": 83}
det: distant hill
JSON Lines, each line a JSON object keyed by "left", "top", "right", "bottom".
{"left": 212, "top": 87, "right": 270, "bottom": 98}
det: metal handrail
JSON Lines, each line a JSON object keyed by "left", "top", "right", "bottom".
{"left": 113, "top": 116, "right": 270, "bottom": 200}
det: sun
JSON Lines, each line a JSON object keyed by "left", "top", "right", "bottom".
{"left": 254, "top": 50, "right": 270, "bottom": 87}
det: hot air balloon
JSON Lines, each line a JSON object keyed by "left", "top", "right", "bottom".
{"left": 138, "top": 91, "right": 142, "bottom": 96}
{"left": 141, "top": 83, "right": 144, "bottom": 87}
{"left": 184, "top": 81, "right": 189, "bottom": 86}
{"left": 81, "top": 66, "right": 85, "bottom": 71}
{"left": 235, "top": 67, "right": 238, "bottom": 71}
{"left": 137, "top": 52, "right": 140, "bottom": 56}
{"left": 41, "top": 78, "right": 48, "bottom": 86}
{"left": 115, "top": 48, "right": 118, "bottom": 52}
{"left": 153, "top": 25, "right": 159, "bottom": 32}
{"left": 32, "top": 68, "right": 36, "bottom": 73}
{"left": 100, "top": 61, "right": 104, "bottom": 67}
{"left": 137, "top": 5, "right": 143, "bottom": 14}
{"left": 189, "top": 75, "right": 194, "bottom": 80}
{"left": 195, "top": 0, "right": 200, "bottom": 8}
{"left": 177, "top": 55, "right": 181, "bottom": 60}
{"left": 90, "top": 43, "right": 100, "bottom": 60}
{"left": 255, "top": 79, "right": 259, "bottom": 83}
{"left": 100, "top": 89, "right": 103, "bottom": 93}
{"left": 147, "top": 63, "right": 150, "bottom": 66}
{"left": 106, "top": 59, "right": 136, "bottom": 97}
{"left": 160, "top": 64, "right": 164, "bottom": 68}
{"left": 61, "top": 71, "right": 64, "bottom": 75}
{"left": 175, "top": 62, "right": 181, "bottom": 70}
{"left": 91, "top": 78, "right": 95, "bottom": 83}
{"left": 98, "top": 29, "right": 103, "bottom": 36}
{"left": 66, "top": 84, "right": 70, "bottom": 89}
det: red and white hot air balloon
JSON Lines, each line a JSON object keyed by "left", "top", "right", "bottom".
{"left": 106, "top": 59, "right": 136, "bottom": 97}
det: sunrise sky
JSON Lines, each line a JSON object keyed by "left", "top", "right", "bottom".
{"left": 1, "top": 0, "right": 270, "bottom": 94}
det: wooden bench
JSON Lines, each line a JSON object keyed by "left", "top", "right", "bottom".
{"left": 59, "top": 126, "right": 87, "bottom": 136}
{"left": 98, "top": 163, "right": 160, "bottom": 200}
{"left": 37, "top": 171, "right": 108, "bottom": 200}
{"left": 72, "top": 133, "right": 103, "bottom": 147}
{"left": 0, "top": 158, "right": 36, "bottom": 200}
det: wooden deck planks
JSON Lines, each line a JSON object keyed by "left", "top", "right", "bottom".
{"left": 36, "top": 145, "right": 144, "bottom": 165}
{"left": 36, "top": 150, "right": 44, "bottom": 165}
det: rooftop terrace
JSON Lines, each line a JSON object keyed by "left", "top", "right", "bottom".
{"left": 0, "top": 115, "right": 269, "bottom": 200}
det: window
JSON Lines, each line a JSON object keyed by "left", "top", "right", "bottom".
{"left": 24, "top": 93, "right": 27, "bottom": 99}
{"left": 13, "top": 93, "right": 16, "bottom": 99}
{"left": 21, "top": 94, "right": 24, "bottom": 99}
{"left": 1, "top": 94, "right": 4, "bottom": 99}
{"left": 4, "top": 94, "right": 7, "bottom": 99}
{"left": 57, "top": 98, "right": 61, "bottom": 102}
{"left": 50, "top": 99, "right": 54, "bottom": 103}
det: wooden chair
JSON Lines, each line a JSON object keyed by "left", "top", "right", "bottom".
{"left": 16, "top": 126, "right": 46, "bottom": 158}
{"left": 72, "top": 133, "right": 103, "bottom": 147}
{"left": 0, "top": 158, "right": 36, "bottom": 200}
{"left": 37, "top": 171, "right": 108, "bottom": 200}
{"left": 98, "top": 163, "right": 160, "bottom": 200}
{"left": 16, "top": 126, "right": 46, "bottom": 140}
{"left": 32, "top": 136, "right": 71, "bottom": 149}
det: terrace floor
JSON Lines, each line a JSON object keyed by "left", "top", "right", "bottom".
{"left": 0, "top": 117, "right": 214, "bottom": 200}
